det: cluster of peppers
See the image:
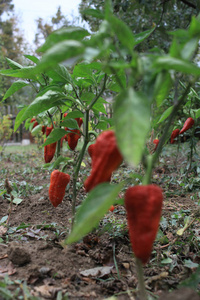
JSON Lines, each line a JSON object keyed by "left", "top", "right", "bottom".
{"left": 153, "top": 117, "right": 195, "bottom": 150}
{"left": 36, "top": 114, "right": 83, "bottom": 163}
{"left": 47, "top": 128, "right": 164, "bottom": 265}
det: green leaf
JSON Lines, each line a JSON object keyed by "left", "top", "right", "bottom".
{"left": 114, "top": 87, "right": 150, "bottom": 166}
{"left": 193, "top": 108, "right": 200, "bottom": 118}
{"left": 14, "top": 90, "right": 67, "bottom": 131}
{"left": 181, "top": 38, "right": 199, "bottom": 60}
{"left": 66, "top": 182, "right": 123, "bottom": 244}
{"left": 2, "top": 80, "right": 29, "bottom": 101}
{"left": 43, "top": 128, "right": 67, "bottom": 146}
{"left": 36, "top": 40, "right": 85, "bottom": 72}
{"left": 0, "top": 66, "right": 37, "bottom": 80}
{"left": 134, "top": 26, "right": 156, "bottom": 46}
{"left": 24, "top": 55, "right": 40, "bottom": 64}
{"left": 13, "top": 197, "right": 23, "bottom": 205}
{"left": 47, "top": 64, "right": 73, "bottom": 83}
{"left": 184, "top": 259, "right": 199, "bottom": 269}
{"left": 38, "top": 27, "right": 89, "bottom": 53}
{"left": 109, "top": 15, "right": 134, "bottom": 52}
{"left": 5, "top": 57, "right": 23, "bottom": 69}
{"left": 154, "top": 71, "right": 172, "bottom": 106}
{"left": 64, "top": 111, "right": 84, "bottom": 119}
{"left": 0, "top": 215, "right": 8, "bottom": 224}
{"left": 81, "top": 8, "right": 104, "bottom": 19}
{"left": 161, "top": 258, "right": 173, "bottom": 264}
{"left": 157, "top": 106, "right": 173, "bottom": 123}
{"left": 154, "top": 56, "right": 200, "bottom": 76}
{"left": 61, "top": 118, "right": 79, "bottom": 129}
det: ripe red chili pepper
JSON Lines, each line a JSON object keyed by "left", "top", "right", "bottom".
{"left": 41, "top": 125, "right": 46, "bottom": 135}
{"left": 46, "top": 126, "right": 53, "bottom": 137}
{"left": 109, "top": 205, "right": 115, "bottom": 212}
{"left": 49, "top": 170, "right": 70, "bottom": 207}
{"left": 44, "top": 139, "right": 57, "bottom": 163}
{"left": 179, "top": 117, "right": 194, "bottom": 134}
{"left": 67, "top": 129, "right": 81, "bottom": 150}
{"left": 170, "top": 129, "right": 180, "bottom": 144}
{"left": 125, "top": 184, "right": 163, "bottom": 265}
{"left": 88, "top": 144, "right": 95, "bottom": 158}
{"left": 75, "top": 117, "right": 83, "bottom": 128}
{"left": 30, "top": 118, "right": 39, "bottom": 129}
{"left": 84, "top": 130, "right": 123, "bottom": 192}
{"left": 153, "top": 139, "right": 159, "bottom": 151}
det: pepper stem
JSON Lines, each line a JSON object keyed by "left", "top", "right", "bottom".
{"left": 135, "top": 257, "right": 148, "bottom": 300}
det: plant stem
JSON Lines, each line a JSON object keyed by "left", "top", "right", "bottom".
{"left": 143, "top": 82, "right": 192, "bottom": 185}
{"left": 71, "top": 110, "right": 90, "bottom": 229}
{"left": 135, "top": 257, "right": 148, "bottom": 300}
{"left": 88, "top": 74, "right": 107, "bottom": 110}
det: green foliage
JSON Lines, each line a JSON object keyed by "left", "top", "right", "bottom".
{"left": 66, "top": 182, "right": 124, "bottom": 244}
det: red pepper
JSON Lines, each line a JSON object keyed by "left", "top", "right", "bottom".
{"left": 125, "top": 184, "right": 163, "bottom": 265}
{"left": 44, "top": 139, "right": 57, "bottom": 163}
{"left": 88, "top": 144, "right": 95, "bottom": 158}
{"left": 84, "top": 130, "right": 123, "bottom": 192}
{"left": 170, "top": 129, "right": 180, "bottom": 144}
{"left": 75, "top": 117, "right": 83, "bottom": 128}
{"left": 109, "top": 205, "right": 115, "bottom": 212}
{"left": 67, "top": 129, "right": 81, "bottom": 150}
{"left": 153, "top": 139, "right": 159, "bottom": 151}
{"left": 30, "top": 118, "right": 39, "bottom": 129}
{"left": 41, "top": 125, "right": 46, "bottom": 135}
{"left": 46, "top": 126, "right": 53, "bottom": 137}
{"left": 179, "top": 117, "right": 194, "bottom": 134}
{"left": 49, "top": 170, "right": 70, "bottom": 207}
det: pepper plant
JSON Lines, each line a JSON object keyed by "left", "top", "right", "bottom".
{"left": 1, "top": 1, "right": 200, "bottom": 299}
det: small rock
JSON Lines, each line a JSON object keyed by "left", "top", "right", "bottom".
{"left": 7, "top": 242, "right": 31, "bottom": 266}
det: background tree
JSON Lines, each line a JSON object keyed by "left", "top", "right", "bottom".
{"left": 79, "top": 0, "right": 199, "bottom": 52}
{"left": 34, "top": 6, "right": 70, "bottom": 48}
{"left": 0, "top": 0, "right": 26, "bottom": 103}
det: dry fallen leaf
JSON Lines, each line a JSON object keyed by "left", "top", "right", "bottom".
{"left": 0, "top": 226, "right": 7, "bottom": 236}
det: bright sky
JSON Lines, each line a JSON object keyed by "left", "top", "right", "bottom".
{"left": 12, "top": 0, "right": 83, "bottom": 45}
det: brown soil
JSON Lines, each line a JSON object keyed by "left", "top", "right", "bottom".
{"left": 0, "top": 147, "right": 199, "bottom": 300}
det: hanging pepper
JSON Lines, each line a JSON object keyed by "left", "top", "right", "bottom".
{"left": 41, "top": 125, "right": 46, "bottom": 135}
{"left": 170, "top": 129, "right": 180, "bottom": 144}
{"left": 179, "top": 117, "right": 194, "bottom": 134}
{"left": 75, "top": 117, "right": 83, "bottom": 128}
{"left": 84, "top": 130, "right": 123, "bottom": 192}
{"left": 67, "top": 129, "right": 81, "bottom": 150}
{"left": 49, "top": 170, "right": 70, "bottom": 207}
{"left": 46, "top": 126, "right": 53, "bottom": 137}
{"left": 125, "top": 184, "right": 163, "bottom": 265}
{"left": 44, "top": 139, "right": 57, "bottom": 163}
{"left": 153, "top": 139, "right": 159, "bottom": 151}
{"left": 88, "top": 143, "right": 95, "bottom": 158}
{"left": 30, "top": 118, "right": 38, "bottom": 129}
